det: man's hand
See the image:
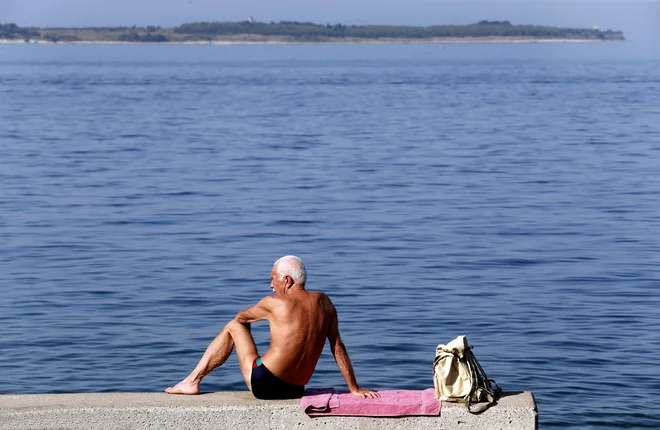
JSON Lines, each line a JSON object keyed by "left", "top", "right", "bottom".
{"left": 234, "top": 316, "right": 250, "bottom": 325}
{"left": 350, "top": 387, "right": 380, "bottom": 398}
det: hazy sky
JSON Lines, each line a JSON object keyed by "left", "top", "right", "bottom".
{"left": 2, "top": 0, "right": 659, "bottom": 40}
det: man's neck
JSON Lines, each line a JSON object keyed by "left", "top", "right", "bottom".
{"left": 285, "top": 284, "right": 305, "bottom": 295}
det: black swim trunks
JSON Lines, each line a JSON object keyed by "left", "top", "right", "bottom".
{"left": 250, "top": 357, "right": 305, "bottom": 400}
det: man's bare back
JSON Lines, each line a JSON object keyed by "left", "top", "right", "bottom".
{"left": 246, "top": 291, "right": 332, "bottom": 385}
{"left": 165, "top": 256, "right": 377, "bottom": 399}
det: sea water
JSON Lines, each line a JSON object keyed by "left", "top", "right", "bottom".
{"left": 0, "top": 42, "right": 659, "bottom": 429}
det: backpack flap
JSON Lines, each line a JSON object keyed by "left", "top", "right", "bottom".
{"left": 436, "top": 335, "right": 468, "bottom": 358}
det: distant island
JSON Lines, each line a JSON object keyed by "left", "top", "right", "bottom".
{"left": 0, "top": 20, "right": 625, "bottom": 44}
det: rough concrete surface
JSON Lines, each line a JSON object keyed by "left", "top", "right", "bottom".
{"left": 0, "top": 391, "right": 537, "bottom": 430}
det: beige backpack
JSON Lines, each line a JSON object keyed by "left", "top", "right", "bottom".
{"left": 433, "top": 335, "right": 500, "bottom": 413}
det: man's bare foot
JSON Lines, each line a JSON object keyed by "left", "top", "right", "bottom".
{"left": 165, "top": 378, "right": 200, "bottom": 395}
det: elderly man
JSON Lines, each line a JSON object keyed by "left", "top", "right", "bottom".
{"left": 166, "top": 255, "right": 378, "bottom": 399}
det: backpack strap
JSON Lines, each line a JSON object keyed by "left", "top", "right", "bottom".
{"left": 464, "top": 347, "right": 501, "bottom": 414}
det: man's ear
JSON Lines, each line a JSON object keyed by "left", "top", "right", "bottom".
{"left": 285, "top": 275, "right": 294, "bottom": 289}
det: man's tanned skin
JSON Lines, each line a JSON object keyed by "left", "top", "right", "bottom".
{"left": 165, "top": 256, "right": 378, "bottom": 398}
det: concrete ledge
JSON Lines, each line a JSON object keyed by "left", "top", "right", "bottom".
{"left": 0, "top": 391, "right": 537, "bottom": 430}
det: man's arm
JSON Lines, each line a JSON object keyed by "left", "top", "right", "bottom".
{"left": 235, "top": 296, "right": 276, "bottom": 324}
{"left": 326, "top": 298, "right": 379, "bottom": 398}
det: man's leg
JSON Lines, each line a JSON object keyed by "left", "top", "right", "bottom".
{"left": 165, "top": 319, "right": 259, "bottom": 394}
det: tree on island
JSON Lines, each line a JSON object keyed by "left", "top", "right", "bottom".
{"left": 0, "top": 23, "right": 41, "bottom": 40}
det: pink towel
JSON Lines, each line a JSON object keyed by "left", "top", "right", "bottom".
{"left": 300, "top": 388, "right": 441, "bottom": 417}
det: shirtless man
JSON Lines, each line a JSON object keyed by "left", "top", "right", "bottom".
{"left": 165, "top": 255, "right": 378, "bottom": 399}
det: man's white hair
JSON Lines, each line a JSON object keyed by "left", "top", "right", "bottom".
{"left": 274, "top": 255, "right": 307, "bottom": 285}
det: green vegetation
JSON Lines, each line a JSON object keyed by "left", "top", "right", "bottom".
{"left": 118, "top": 32, "right": 168, "bottom": 42}
{"left": 0, "top": 23, "right": 40, "bottom": 40}
{"left": 174, "top": 20, "right": 624, "bottom": 41}
{"left": 0, "top": 20, "right": 625, "bottom": 43}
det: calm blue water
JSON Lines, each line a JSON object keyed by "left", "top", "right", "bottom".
{"left": 1, "top": 42, "right": 659, "bottom": 428}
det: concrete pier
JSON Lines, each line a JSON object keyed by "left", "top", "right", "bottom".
{"left": 0, "top": 391, "right": 537, "bottom": 430}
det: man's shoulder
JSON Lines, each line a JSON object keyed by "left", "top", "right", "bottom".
{"left": 259, "top": 294, "right": 286, "bottom": 309}
{"left": 307, "top": 291, "right": 336, "bottom": 313}
{"left": 306, "top": 290, "right": 332, "bottom": 304}
{"left": 262, "top": 294, "right": 286, "bottom": 303}
{"left": 307, "top": 290, "right": 329, "bottom": 298}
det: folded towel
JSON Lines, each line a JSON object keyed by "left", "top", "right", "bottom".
{"left": 300, "top": 388, "right": 441, "bottom": 417}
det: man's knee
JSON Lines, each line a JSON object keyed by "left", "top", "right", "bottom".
{"left": 226, "top": 319, "right": 249, "bottom": 333}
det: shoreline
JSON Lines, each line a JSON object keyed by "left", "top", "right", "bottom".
{"left": 0, "top": 37, "right": 626, "bottom": 46}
